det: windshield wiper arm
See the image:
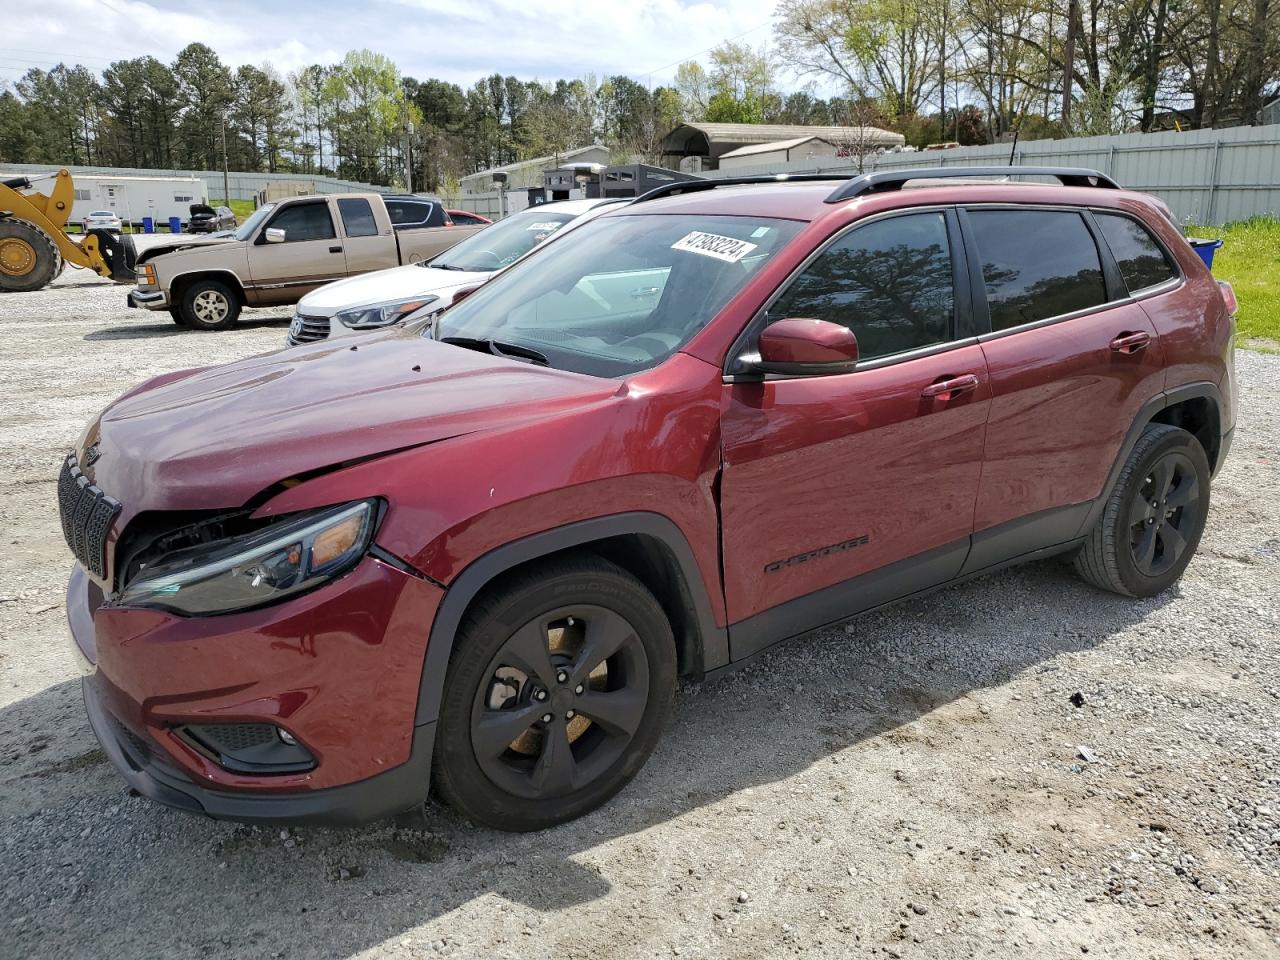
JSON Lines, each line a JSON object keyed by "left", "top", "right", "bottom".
{"left": 440, "top": 335, "right": 549, "bottom": 366}
{"left": 431, "top": 262, "right": 467, "bottom": 270}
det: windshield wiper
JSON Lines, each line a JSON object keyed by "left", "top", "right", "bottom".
{"left": 439, "top": 335, "right": 549, "bottom": 366}
{"left": 430, "top": 262, "right": 468, "bottom": 270}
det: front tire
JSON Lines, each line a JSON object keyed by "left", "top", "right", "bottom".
{"left": 433, "top": 556, "right": 676, "bottom": 831}
{"left": 178, "top": 278, "right": 240, "bottom": 331}
{"left": 0, "top": 219, "right": 59, "bottom": 292}
{"left": 1074, "top": 423, "right": 1210, "bottom": 597}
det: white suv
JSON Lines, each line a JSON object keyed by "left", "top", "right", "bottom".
{"left": 286, "top": 198, "right": 626, "bottom": 346}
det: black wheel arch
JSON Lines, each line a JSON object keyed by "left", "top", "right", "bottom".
{"left": 1075, "top": 381, "right": 1225, "bottom": 539}
{"left": 413, "top": 512, "right": 728, "bottom": 726}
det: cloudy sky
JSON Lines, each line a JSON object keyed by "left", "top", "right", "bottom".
{"left": 3, "top": 0, "right": 794, "bottom": 91}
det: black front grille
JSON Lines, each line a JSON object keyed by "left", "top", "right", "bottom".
{"left": 288, "top": 313, "right": 331, "bottom": 345}
{"left": 57, "top": 454, "right": 120, "bottom": 580}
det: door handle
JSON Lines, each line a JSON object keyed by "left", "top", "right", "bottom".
{"left": 1110, "top": 331, "right": 1151, "bottom": 354}
{"left": 328, "top": 245, "right": 343, "bottom": 254}
{"left": 921, "top": 373, "right": 980, "bottom": 401}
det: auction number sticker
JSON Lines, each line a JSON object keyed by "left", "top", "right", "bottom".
{"left": 526, "top": 221, "right": 564, "bottom": 231}
{"left": 670, "top": 231, "right": 758, "bottom": 263}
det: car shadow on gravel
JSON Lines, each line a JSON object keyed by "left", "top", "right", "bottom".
{"left": 83, "top": 317, "right": 292, "bottom": 340}
{"left": 0, "top": 558, "right": 1175, "bottom": 958}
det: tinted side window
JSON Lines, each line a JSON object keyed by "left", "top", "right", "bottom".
{"left": 769, "top": 212, "right": 954, "bottom": 361}
{"left": 1096, "top": 213, "right": 1178, "bottom": 293}
{"left": 967, "top": 210, "right": 1107, "bottom": 331}
{"left": 386, "top": 199, "right": 437, "bottom": 227}
{"left": 338, "top": 198, "right": 378, "bottom": 238}
{"left": 267, "top": 202, "right": 336, "bottom": 242}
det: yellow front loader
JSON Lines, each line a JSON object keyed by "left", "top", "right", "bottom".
{"left": 0, "top": 169, "right": 133, "bottom": 292}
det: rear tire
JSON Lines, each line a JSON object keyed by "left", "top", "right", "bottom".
{"left": 433, "top": 555, "right": 676, "bottom": 831}
{"left": 178, "top": 278, "right": 240, "bottom": 331}
{"left": 1074, "top": 423, "right": 1210, "bottom": 597}
{"left": 0, "top": 220, "right": 59, "bottom": 292}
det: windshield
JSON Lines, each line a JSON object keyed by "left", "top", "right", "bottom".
{"left": 431, "top": 213, "right": 804, "bottom": 377}
{"left": 234, "top": 203, "right": 275, "bottom": 241}
{"left": 429, "top": 207, "right": 577, "bottom": 272}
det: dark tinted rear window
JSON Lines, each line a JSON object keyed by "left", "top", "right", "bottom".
{"left": 338, "top": 198, "right": 379, "bottom": 237}
{"left": 386, "top": 199, "right": 442, "bottom": 228}
{"left": 967, "top": 210, "right": 1108, "bottom": 331}
{"left": 1096, "top": 213, "right": 1178, "bottom": 293}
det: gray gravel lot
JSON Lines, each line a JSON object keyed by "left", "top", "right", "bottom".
{"left": 1, "top": 271, "right": 1277, "bottom": 960}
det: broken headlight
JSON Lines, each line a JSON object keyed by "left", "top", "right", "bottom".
{"left": 118, "top": 500, "right": 377, "bottom": 615}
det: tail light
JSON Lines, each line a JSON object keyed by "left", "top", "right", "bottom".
{"left": 1218, "top": 280, "right": 1238, "bottom": 316}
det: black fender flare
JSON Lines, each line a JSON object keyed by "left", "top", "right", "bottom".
{"left": 413, "top": 511, "right": 727, "bottom": 726}
{"left": 1074, "top": 380, "right": 1224, "bottom": 538}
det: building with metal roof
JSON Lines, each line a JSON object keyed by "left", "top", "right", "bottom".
{"left": 459, "top": 144, "right": 612, "bottom": 195}
{"left": 660, "top": 123, "right": 905, "bottom": 170}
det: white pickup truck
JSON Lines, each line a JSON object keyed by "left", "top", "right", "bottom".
{"left": 126, "top": 193, "right": 484, "bottom": 330}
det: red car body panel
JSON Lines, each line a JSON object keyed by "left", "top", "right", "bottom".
{"left": 70, "top": 557, "right": 441, "bottom": 791}
{"left": 719, "top": 344, "right": 991, "bottom": 621}
{"left": 974, "top": 302, "right": 1166, "bottom": 532}
{"left": 79, "top": 335, "right": 619, "bottom": 587}
{"left": 256, "top": 353, "right": 730, "bottom": 625}
{"left": 63, "top": 175, "right": 1235, "bottom": 820}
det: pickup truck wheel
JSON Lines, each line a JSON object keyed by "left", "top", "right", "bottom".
{"left": 1074, "top": 423, "right": 1210, "bottom": 597}
{"left": 433, "top": 556, "right": 676, "bottom": 831}
{"left": 179, "top": 279, "right": 240, "bottom": 330}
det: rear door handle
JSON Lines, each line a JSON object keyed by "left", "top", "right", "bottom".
{"left": 328, "top": 245, "right": 343, "bottom": 254}
{"left": 1110, "top": 331, "right": 1151, "bottom": 354}
{"left": 921, "top": 373, "right": 981, "bottom": 401}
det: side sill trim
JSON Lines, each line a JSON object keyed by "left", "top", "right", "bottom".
{"left": 707, "top": 537, "right": 1084, "bottom": 683}
{"left": 727, "top": 539, "right": 970, "bottom": 662}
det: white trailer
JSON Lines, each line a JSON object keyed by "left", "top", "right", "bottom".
{"left": 66, "top": 175, "right": 208, "bottom": 229}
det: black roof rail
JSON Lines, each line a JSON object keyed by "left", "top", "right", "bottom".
{"left": 633, "top": 173, "right": 853, "bottom": 204}
{"left": 823, "top": 165, "right": 1120, "bottom": 203}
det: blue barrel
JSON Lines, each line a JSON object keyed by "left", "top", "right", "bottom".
{"left": 1188, "top": 237, "right": 1223, "bottom": 270}
{"left": 168, "top": 216, "right": 181, "bottom": 233}
{"left": 142, "top": 217, "right": 154, "bottom": 233}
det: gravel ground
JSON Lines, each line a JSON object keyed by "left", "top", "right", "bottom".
{"left": 1, "top": 271, "right": 1278, "bottom": 960}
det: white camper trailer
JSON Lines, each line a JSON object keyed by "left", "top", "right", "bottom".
{"left": 66, "top": 175, "right": 208, "bottom": 229}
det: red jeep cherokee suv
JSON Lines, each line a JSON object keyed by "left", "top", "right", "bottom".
{"left": 63, "top": 167, "right": 1236, "bottom": 831}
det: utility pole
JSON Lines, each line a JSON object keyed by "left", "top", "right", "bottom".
{"left": 220, "top": 112, "right": 230, "bottom": 205}
{"left": 938, "top": 2, "right": 947, "bottom": 140}
{"left": 1061, "top": 0, "right": 1078, "bottom": 133}
{"left": 399, "top": 94, "right": 414, "bottom": 194}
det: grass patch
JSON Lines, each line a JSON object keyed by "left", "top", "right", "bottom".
{"left": 1185, "top": 216, "right": 1280, "bottom": 345}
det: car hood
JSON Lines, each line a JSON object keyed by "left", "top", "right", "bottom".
{"left": 298, "top": 263, "right": 492, "bottom": 316}
{"left": 131, "top": 232, "right": 239, "bottom": 263}
{"left": 85, "top": 329, "right": 616, "bottom": 514}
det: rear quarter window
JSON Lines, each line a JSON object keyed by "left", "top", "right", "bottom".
{"left": 386, "top": 199, "right": 442, "bottom": 228}
{"left": 1095, "top": 213, "right": 1179, "bottom": 293}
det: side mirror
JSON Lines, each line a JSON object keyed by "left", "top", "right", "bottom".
{"left": 449, "top": 283, "right": 484, "bottom": 306}
{"left": 264, "top": 227, "right": 286, "bottom": 244}
{"left": 753, "top": 318, "right": 859, "bottom": 376}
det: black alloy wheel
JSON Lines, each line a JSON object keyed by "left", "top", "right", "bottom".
{"left": 433, "top": 556, "right": 675, "bottom": 831}
{"left": 471, "top": 604, "right": 649, "bottom": 800}
{"left": 1075, "top": 423, "right": 1211, "bottom": 597}
{"left": 1128, "top": 451, "right": 1202, "bottom": 577}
